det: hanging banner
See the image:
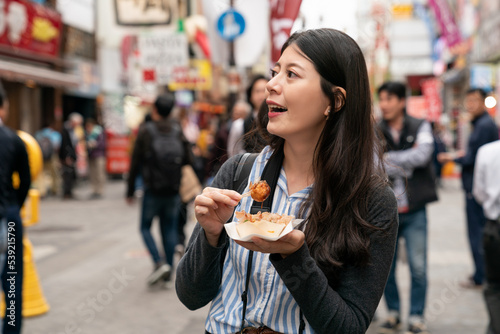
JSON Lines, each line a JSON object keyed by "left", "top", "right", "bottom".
{"left": 0, "top": 0, "right": 62, "bottom": 58}
{"left": 421, "top": 78, "right": 442, "bottom": 122}
{"left": 270, "top": 0, "right": 302, "bottom": 63}
{"left": 428, "top": 0, "right": 462, "bottom": 48}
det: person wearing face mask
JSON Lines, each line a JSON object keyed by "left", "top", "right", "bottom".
{"left": 176, "top": 29, "right": 398, "bottom": 334}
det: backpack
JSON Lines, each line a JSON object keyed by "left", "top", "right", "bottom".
{"left": 38, "top": 136, "right": 54, "bottom": 161}
{"left": 145, "top": 122, "right": 186, "bottom": 195}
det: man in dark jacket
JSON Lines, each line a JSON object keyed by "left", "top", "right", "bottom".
{"left": 438, "top": 88, "right": 499, "bottom": 288}
{"left": 59, "top": 112, "right": 82, "bottom": 199}
{"left": 0, "top": 89, "right": 31, "bottom": 334}
{"left": 377, "top": 82, "right": 437, "bottom": 334}
{"left": 85, "top": 118, "right": 106, "bottom": 199}
{"left": 126, "top": 92, "right": 191, "bottom": 288}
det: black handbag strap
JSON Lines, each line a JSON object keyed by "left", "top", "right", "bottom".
{"left": 240, "top": 148, "right": 290, "bottom": 333}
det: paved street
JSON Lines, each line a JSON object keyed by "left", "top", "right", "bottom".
{"left": 21, "top": 177, "right": 488, "bottom": 334}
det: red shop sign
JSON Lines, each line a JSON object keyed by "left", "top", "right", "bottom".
{"left": 105, "top": 131, "right": 131, "bottom": 175}
{"left": 0, "top": 0, "right": 62, "bottom": 58}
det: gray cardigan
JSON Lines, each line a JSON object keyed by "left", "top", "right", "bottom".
{"left": 175, "top": 155, "right": 398, "bottom": 333}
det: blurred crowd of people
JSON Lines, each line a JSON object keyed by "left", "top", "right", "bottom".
{"left": 34, "top": 113, "right": 107, "bottom": 201}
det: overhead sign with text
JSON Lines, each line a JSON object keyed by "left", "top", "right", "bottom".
{"left": 138, "top": 32, "right": 188, "bottom": 85}
{"left": 114, "top": 0, "right": 177, "bottom": 26}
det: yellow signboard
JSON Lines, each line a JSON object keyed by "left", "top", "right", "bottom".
{"left": 391, "top": 4, "right": 413, "bottom": 18}
{"left": 168, "top": 59, "right": 212, "bottom": 91}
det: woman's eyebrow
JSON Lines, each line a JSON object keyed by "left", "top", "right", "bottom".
{"left": 286, "top": 62, "right": 305, "bottom": 71}
{"left": 274, "top": 62, "right": 305, "bottom": 71}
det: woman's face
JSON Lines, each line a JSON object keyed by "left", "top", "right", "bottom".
{"left": 266, "top": 45, "right": 330, "bottom": 143}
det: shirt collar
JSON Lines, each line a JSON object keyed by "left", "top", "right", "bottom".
{"left": 472, "top": 111, "right": 488, "bottom": 124}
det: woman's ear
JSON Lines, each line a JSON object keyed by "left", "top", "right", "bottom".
{"left": 332, "top": 87, "right": 347, "bottom": 112}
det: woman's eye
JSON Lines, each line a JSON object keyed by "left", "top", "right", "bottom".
{"left": 269, "top": 69, "right": 278, "bottom": 78}
{"left": 287, "top": 71, "right": 297, "bottom": 78}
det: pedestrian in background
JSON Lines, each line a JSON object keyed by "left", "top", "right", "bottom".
{"left": 126, "top": 92, "right": 191, "bottom": 287}
{"left": 59, "top": 112, "right": 83, "bottom": 200}
{"left": 35, "top": 121, "right": 61, "bottom": 197}
{"left": 85, "top": 118, "right": 106, "bottom": 199}
{"left": 227, "top": 74, "right": 268, "bottom": 155}
{"left": 431, "top": 121, "right": 447, "bottom": 187}
{"left": 177, "top": 28, "right": 398, "bottom": 333}
{"left": 438, "top": 88, "right": 499, "bottom": 288}
{"left": 473, "top": 139, "right": 500, "bottom": 334}
{"left": 0, "top": 87, "right": 31, "bottom": 334}
{"left": 226, "top": 100, "right": 251, "bottom": 157}
{"left": 377, "top": 81, "right": 438, "bottom": 334}
{"left": 177, "top": 108, "right": 202, "bottom": 255}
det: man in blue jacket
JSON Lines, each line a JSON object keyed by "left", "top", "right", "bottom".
{"left": 0, "top": 88, "right": 31, "bottom": 334}
{"left": 438, "top": 88, "right": 499, "bottom": 288}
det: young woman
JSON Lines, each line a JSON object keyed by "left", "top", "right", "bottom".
{"left": 176, "top": 28, "right": 398, "bottom": 334}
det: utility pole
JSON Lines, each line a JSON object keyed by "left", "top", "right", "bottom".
{"left": 227, "top": 0, "right": 238, "bottom": 117}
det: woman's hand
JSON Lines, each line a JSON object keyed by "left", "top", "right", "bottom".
{"left": 235, "top": 230, "right": 305, "bottom": 258}
{"left": 194, "top": 187, "right": 242, "bottom": 247}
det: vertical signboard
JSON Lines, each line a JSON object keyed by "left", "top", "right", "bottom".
{"left": 270, "top": 0, "right": 302, "bottom": 63}
{"left": 422, "top": 78, "right": 443, "bottom": 122}
{"left": 428, "top": 0, "right": 462, "bottom": 48}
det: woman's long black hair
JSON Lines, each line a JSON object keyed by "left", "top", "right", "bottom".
{"left": 257, "top": 29, "right": 387, "bottom": 284}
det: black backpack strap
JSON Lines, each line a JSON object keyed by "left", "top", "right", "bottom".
{"left": 249, "top": 147, "right": 284, "bottom": 214}
{"left": 233, "top": 153, "right": 258, "bottom": 192}
{"left": 239, "top": 147, "right": 285, "bottom": 332}
{"left": 239, "top": 250, "right": 254, "bottom": 333}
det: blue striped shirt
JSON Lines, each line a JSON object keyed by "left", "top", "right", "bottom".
{"left": 206, "top": 146, "right": 315, "bottom": 334}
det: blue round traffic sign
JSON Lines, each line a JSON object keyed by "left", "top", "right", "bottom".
{"left": 217, "top": 9, "right": 245, "bottom": 41}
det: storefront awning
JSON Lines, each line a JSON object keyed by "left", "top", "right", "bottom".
{"left": 0, "top": 59, "right": 80, "bottom": 88}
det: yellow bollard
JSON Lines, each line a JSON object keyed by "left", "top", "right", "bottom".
{"left": 20, "top": 237, "right": 50, "bottom": 317}
{"left": 20, "top": 189, "right": 40, "bottom": 228}
{"left": 1, "top": 238, "right": 50, "bottom": 317}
